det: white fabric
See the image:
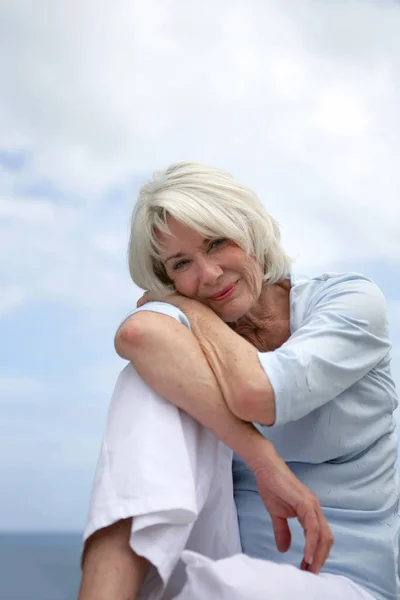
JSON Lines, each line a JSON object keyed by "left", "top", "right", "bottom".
{"left": 84, "top": 361, "right": 375, "bottom": 600}
{"left": 176, "top": 551, "right": 375, "bottom": 599}
{"left": 84, "top": 363, "right": 241, "bottom": 599}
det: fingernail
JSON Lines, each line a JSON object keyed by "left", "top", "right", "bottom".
{"left": 300, "top": 559, "right": 310, "bottom": 571}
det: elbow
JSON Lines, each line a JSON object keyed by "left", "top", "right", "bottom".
{"left": 114, "top": 316, "right": 147, "bottom": 360}
{"left": 229, "top": 383, "right": 276, "bottom": 426}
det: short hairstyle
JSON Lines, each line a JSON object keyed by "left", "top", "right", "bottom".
{"left": 128, "top": 161, "right": 292, "bottom": 293}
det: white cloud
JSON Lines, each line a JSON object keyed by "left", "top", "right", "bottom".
{"left": 1, "top": 0, "right": 399, "bottom": 186}
{"left": 0, "top": 0, "right": 399, "bottom": 318}
{"left": 0, "top": 187, "right": 141, "bottom": 315}
{"left": 1, "top": 0, "right": 400, "bottom": 529}
{"left": 0, "top": 0, "right": 399, "bottom": 320}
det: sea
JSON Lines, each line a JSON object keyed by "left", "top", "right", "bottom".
{"left": 0, "top": 532, "right": 82, "bottom": 600}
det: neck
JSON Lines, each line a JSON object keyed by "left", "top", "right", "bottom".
{"left": 230, "top": 279, "right": 291, "bottom": 352}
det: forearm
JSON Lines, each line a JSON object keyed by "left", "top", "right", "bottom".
{"left": 176, "top": 299, "right": 275, "bottom": 425}
{"left": 116, "top": 310, "right": 273, "bottom": 468}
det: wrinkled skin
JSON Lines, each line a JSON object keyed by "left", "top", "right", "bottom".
{"left": 228, "top": 282, "right": 291, "bottom": 352}
{"left": 133, "top": 219, "right": 334, "bottom": 573}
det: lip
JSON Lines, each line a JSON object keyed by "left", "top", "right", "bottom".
{"left": 208, "top": 282, "right": 238, "bottom": 302}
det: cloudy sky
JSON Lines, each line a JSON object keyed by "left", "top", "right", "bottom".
{"left": 1, "top": 0, "right": 399, "bottom": 532}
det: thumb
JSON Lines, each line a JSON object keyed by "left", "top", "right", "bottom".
{"left": 271, "top": 516, "right": 291, "bottom": 553}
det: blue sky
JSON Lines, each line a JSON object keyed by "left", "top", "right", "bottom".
{"left": 0, "top": 0, "right": 400, "bottom": 532}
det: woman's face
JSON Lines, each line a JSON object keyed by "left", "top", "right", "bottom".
{"left": 157, "top": 216, "right": 263, "bottom": 322}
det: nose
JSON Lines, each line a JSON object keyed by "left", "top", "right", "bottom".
{"left": 196, "top": 255, "right": 223, "bottom": 286}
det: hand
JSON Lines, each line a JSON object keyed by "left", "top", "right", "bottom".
{"left": 250, "top": 445, "right": 334, "bottom": 574}
{"left": 136, "top": 290, "right": 160, "bottom": 308}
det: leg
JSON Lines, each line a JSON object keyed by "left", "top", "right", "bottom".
{"left": 78, "top": 519, "right": 150, "bottom": 600}
{"left": 176, "top": 552, "right": 375, "bottom": 600}
{"left": 81, "top": 363, "right": 240, "bottom": 599}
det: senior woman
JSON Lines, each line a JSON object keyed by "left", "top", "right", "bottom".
{"left": 79, "top": 162, "right": 399, "bottom": 600}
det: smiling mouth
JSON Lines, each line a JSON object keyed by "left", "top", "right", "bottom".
{"left": 208, "top": 282, "right": 238, "bottom": 302}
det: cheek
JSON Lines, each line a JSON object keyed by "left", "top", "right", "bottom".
{"left": 173, "top": 272, "right": 198, "bottom": 297}
{"left": 242, "top": 258, "right": 263, "bottom": 295}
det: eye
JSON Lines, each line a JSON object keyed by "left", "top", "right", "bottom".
{"left": 208, "top": 238, "right": 227, "bottom": 250}
{"left": 172, "top": 259, "right": 190, "bottom": 271}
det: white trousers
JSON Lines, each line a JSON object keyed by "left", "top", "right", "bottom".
{"left": 84, "top": 364, "right": 375, "bottom": 600}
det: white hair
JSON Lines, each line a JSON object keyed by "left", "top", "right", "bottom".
{"left": 128, "top": 161, "right": 292, "bottom": 293}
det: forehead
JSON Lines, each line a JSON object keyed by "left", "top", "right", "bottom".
{"left": 156, "top": 216, "right": 207, "bottom": 255}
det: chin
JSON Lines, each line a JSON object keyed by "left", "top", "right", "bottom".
{"left": 217, "top": 300, "right": 251, "bottom": 323}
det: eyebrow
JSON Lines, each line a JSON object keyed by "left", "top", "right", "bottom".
{"left": 164, "top": 238, "right": 213, "bottom": 264}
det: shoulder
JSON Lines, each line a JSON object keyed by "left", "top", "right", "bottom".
{"left": 308, "top": 272, "right": 385, "bottom": 306}
{"left": 290, "top": 272, "right": 388, "bottom": 334}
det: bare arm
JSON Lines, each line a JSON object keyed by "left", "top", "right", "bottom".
{"left": 174, "top": 298, "right": 276, "bottom": 425}
{"left": 115, "top": 309, "right": 271, "bottom": 465}
{"left": 115, "top": 308, "right": 334, "bottom": 573}
{"left": 120, "top": 297, "right": 275, "bottom": 425}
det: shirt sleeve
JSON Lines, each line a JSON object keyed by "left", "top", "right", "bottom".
{"left": 120, "top": 301, "right": 192, "bottom": 330}
{"left": 257, "top": 276, "right": 391, "bottom": 427}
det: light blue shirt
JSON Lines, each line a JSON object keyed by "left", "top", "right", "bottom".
{"left": 233, "top": 273, "right": 399, "bottom": 600}
{"left": 131, "top": 272, "right": 399, "bottom": 599}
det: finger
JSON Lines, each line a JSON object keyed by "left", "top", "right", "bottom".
{"left": 298, "top": 503, "right": 320, "bottom": 567}
{"left": 309, "top": 520, "right": 334, "bottom": 574}
{"left": 308, "top": 536, "right": 325, "bottom": 575}
{"left": 300, "top": 559, "right": 311, "bottom": 571}
{"left": 309, "top": 530, "right": 328, "bottom": 575}
{"left": 136, "top": 293, "right": 148, "bottom": 308}
{"left": 271, "top": 516, "right": 291, "bottom": 553}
